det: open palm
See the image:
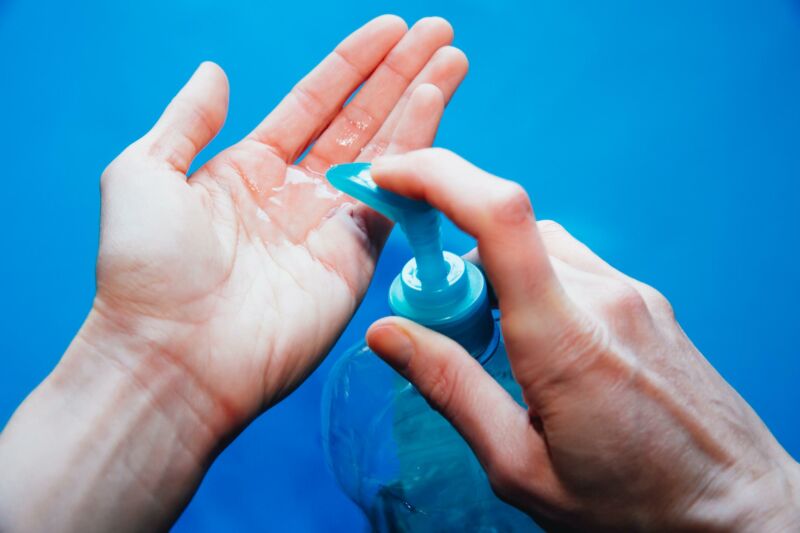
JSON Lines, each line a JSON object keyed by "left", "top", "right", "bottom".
{"left": 93, "top": 16, "right": 467, "bottom": 433}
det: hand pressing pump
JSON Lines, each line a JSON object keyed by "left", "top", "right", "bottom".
{"left": 321, "top": 162, "right": 534, "bottom": 532}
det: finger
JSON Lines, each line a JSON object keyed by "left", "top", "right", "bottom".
{"left": 538, "top": 220, "right": 673, "bottom": 318}
{"left": 139, "top": 62, "right": 229, "bottom": 174}
{"left": 537, "top": 220, "right": 620, "bottom": 277}
{"left": 366, "top": 317, "right": 556, "bottom": 496}
{"left": 311, "top": 84, "right": 447, "bottom": 283}
{"left": 358, "top": 46, "right": 468, "bottom": 162}
{"left": 464, "top": 240, "right": 610, "bottom": 311}
{"left": 370, "top": 149, "right": 567, "bottom": 317}
{"left": 384, "top": 83, "right": 444, "bottom": 154}
{"left": 301, "top": 17, "right": 454, "bottom": 173}
{"left": 351, "top": 84, "right": 446, "bottom": 246}
{"left": 370, "top": 150, "right": 582, "bottom": 397}
{"left": 245, "top": 15, "right": 407, "bottom": 163}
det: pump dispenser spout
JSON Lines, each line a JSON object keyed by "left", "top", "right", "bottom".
{"left": 327, "top": 162, "right": 449, "bottom": 289}
{"left": 327, "top": 162, "right": 497, "bottom": 359}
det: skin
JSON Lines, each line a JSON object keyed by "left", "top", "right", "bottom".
{"left": 0, "top": 16, "right": 467, "bottom": 532}
{"left": 365, "top": 148, "right": 800, "bottom": 531}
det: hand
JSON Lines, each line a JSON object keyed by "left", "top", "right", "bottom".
{"left": 0, "top": 17, "right": 467, "bottom": 532}
{"left": 94, "top": 15, "right": 466, "bottom": 429}
{"left": 366, "top": 149, "right": 800, "bottom": 531}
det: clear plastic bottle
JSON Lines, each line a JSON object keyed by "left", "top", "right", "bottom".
{"left": 322, "top": 314, "right": 535, "bottom": 532}
{"left": 321, "top": 162, "right": 540, "bottom": 532}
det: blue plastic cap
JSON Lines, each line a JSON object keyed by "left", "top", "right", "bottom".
{"left": 327, "top": 162, "right": 495, "bottom": 357}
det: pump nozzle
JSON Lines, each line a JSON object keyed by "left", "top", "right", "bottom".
{"left": 327, "top": 162, "right": 450, "bottom": 290}
{"left": 327, "top": 163, "right": 497, "bottom": 358}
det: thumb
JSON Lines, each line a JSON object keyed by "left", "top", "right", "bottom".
{"left": 366, "top": 317, "right": 553, "bottom": 498}
{"left": 138, "top": 61, "right": 229, "bottom": 174}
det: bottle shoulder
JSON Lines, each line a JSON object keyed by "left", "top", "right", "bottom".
{"left": 324, "top": 321, "right": 524, "bottom": 418}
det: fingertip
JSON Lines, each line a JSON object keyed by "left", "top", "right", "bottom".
{"left": 196, "top": 60, "right": 224, "bottom": 76}
{"left": 370, "top": 151, "right": 426, "bottom": 200}
{"left": 440, "top": 45, "right": 469, "bottom": 71}
{"left": 187, "top": 61, "right": 229, "bottom": 110}
{"left": 409, "top": 83, "right": 446, "bottom": 109}
{"left": 370, "top": 153, "right": 400, "bottom": 175}
{"left": 377, "top": 85, "right": 445, "bottom": 160}
{"left": 367, "top": 315, "right": 397, "bottom": 333}
{"left": 366, "top": 318, "right": 415, "bottom": 370}
{"left": 192, "top": 61, "right": 228, "bottom": 91}
{"left": 142, "top": 60, "right": 230, "bottom": 172}
{"left": 343, "top": 15, "right": 407, "bottom": 56}
{"left": 396, "top": 83, "right": 445, "bottom": 141}
{"left": 414, "top": 16, "right": 454, "bottom": 43}
{"left": 433, "top": 45, "right": 469, "bottom": 77}
{"left": 192, "top": 64, "right": 229, "bottom": 134}
{"left": 371, "top": 14, "right": 409, "bottom": 34}
{"left": 370, "top": 155, "right": 410, "bottom": 196}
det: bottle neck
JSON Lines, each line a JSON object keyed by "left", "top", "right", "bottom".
{"left": 388, "top": 257, "right": 496, "bottom": 361}
{"left": 425, "top": 296, "right": 498, "bottom": 362}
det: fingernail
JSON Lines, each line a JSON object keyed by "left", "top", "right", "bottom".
{"left": 368, "top": 325, "right": 414, "bottom": 370}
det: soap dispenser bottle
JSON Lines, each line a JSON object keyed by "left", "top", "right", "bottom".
{"left": 321, "top": 163, "right": 535, "bottom": 532}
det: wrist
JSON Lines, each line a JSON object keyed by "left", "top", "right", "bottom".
{"left": 74, "top": 299, "right": 239, "bottom": 442}
{"left": 766, "top": 459, "right": 800, "bottom": 530}
{"left": 725, "top": 457, "right": 800, "bottom": 532}
{"left": 673, "top": 451, "right": 800, "bottom": 532}
{"left": 0, "top": 304, "right": 231, "bottom": 532}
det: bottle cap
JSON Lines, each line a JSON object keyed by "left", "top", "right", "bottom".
{"left": 327, "top": 162, "right": 495, "bottom": 357}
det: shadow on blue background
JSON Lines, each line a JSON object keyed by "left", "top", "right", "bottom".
{"left": 1, "top": 1, "right": 798, "bottom": 531}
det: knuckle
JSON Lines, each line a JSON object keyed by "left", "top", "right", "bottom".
{"left": 606, "top": 282, "right": 649, "bottom": 317}
{"left": 183, "top": 99, "right": 218, "bottom": 141}
{"left": 100, "top": 162, "right": 117, "bottom": 189}
{"left": 291, "top": 82, "right": 326, "bottom": 118}
{"left": 537, "top": 219, "right": 568, "bottom": 241}
{"left": 537, "top": 219, "right": 565, "bottom": 234}
{"left": 99, "top": 149, "right": 135, "bottom": 190}
{"left": 487, "top": 181, "right": 532, "bottom": 225}
{"left": 640, "top": 284, "right": 675, "bottom": 319}
{"left": 150, "top": 140, "right": 178, "bottom": 168}
{"left": 499, "top": 311, "right": 532, "bottom": 344}
{"left": 100, "top": 135, "right": 178, "bottom": 192}
{"left": 342, "top": 100, "right": 375, "bottom": 135}
{"left": 511, "top": 311, "right": 608, "bottom": 393}
{"left": 554, "top": 313, "right": 608, "bottom": 364}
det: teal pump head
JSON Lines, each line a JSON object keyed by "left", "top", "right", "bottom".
{"left": 327, "top": 162, "right": 496, "bottom": 358}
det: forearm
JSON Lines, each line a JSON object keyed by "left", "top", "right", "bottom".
{"left": 0, "top": 310, "right": 227, "bottom": 533}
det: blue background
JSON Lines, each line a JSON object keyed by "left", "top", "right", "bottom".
{"left": 1, "top": 1, "right": 798, "bottom": 531}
